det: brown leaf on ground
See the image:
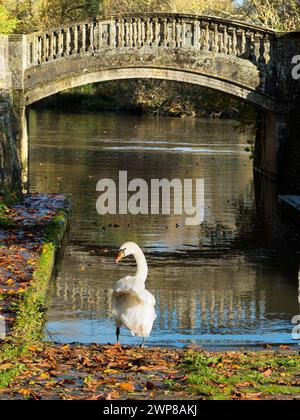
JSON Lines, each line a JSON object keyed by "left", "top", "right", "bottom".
{"left": 119, "top": 382, "right": 135, "bottom": 392}
{"left": 261, "top": 369, "right": 273, "bottom": 378}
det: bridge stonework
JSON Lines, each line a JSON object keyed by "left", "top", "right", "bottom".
{"left": 0, "top": 14, "right": 300, "bottom": 189}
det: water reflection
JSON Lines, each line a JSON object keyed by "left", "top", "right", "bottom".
{"left": 28, "top": 109, "right": 300, "bottom": 348}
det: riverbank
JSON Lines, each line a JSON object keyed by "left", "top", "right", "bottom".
{"left": 0, "top": 193, "right": 69, "bottom": 386}
{"left": 0, "top": 344, "right": 299, "bottom": 400}
{"left": 0, "top": 193, "right": 300, "bottom": 400}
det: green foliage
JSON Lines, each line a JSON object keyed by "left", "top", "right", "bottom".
{"left": 240, "top": 0, "right": 300, "bottom": 31}
{"left": 0, "top": 205, "right": 12, "bottom": 227}
{"left": 2, "top": 0, "right": 300, "bottom": 32}
{"left": 101, "top": 0, "right": 236, "bottom": 16}
{"left": 182, "top": 351, "right": 300, "bottom": 400}
{"left": 3, "top": 0, "right": 100, "bottom": 32}
{"left": 35, "top": 79, "right": 253, "bottom": 121}
{"left": 0, "top": 4, "right": 18, "bottom": 34}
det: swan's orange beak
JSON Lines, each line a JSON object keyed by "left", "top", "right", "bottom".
{"left": 115, "top": 250, "right": 125, "bottom": 263}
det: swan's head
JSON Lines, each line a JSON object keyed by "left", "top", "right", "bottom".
{"left": 115, "top": 242, "right": 142, "bottom": 263}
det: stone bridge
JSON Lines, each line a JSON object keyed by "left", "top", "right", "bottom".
{"left": 0, "top": 13, "right": 300, "bottom": 189}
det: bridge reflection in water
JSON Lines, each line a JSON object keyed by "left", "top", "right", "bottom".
{"left": 47, "top": 249, "right": 300, "bottom": 346}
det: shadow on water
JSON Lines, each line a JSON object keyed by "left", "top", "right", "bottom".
{"left": 28, "top": 109, "right": 300, "bottom": 348}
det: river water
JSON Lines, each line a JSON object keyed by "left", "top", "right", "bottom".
{"left": 29, "top": 109, "right": 300, "bottom": 349}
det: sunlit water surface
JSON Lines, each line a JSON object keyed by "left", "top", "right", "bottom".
{"left": 29, "top": 109, "right": 300, "bottom": 348}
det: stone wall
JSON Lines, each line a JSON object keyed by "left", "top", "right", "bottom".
{"left": 0, "top": 101, "right": 22, "bottom": 192}
{"left": 276, "top": 33, "right": 300, "bottom": 191}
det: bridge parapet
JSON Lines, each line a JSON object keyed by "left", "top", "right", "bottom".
{"left": 25, "top": 14, "right": 276, "bottom": 69}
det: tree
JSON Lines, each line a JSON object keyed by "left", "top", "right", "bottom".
{"left": 38, "top": 0, "right": 101, "bottom": 28}
{"left": 0, "top": 4, "right": 18, "bottom": 34}
{"left": 3, "top": 0, "right": 101, "bottom": 32}
{"left": 240, "top": 0, "right": 300, "bottom": 31}
{"left": 100, "top": 0, "right": 236, "bottom": 17}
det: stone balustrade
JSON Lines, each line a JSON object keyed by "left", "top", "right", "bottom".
{"left": 25, "top": 14, "right": 275, "bottom": 68}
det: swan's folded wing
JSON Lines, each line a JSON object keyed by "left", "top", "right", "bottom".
{"left": 113, "top": 277, "right": 146, "bottom": 303}
{"left": 144, "top": 290, "right": 156, "bottom": 307}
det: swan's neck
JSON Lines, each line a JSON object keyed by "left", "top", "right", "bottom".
{"left": 133, "top": 250, "right": 148, "bottom": 282}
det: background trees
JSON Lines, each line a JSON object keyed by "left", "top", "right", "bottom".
{"left": 239, "top": 0, "right": 300, "bottom": 31}
{"left": 1, "top": 0, "right": 299, "bottom": 33}
{"left": 0, "top": 4, "right": 18, "bottom": 34}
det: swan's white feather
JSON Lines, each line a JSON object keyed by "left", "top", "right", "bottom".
{"left": 112, "top": 275, "right": 156, "bottom": 338}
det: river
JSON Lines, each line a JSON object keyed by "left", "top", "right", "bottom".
{"left": 28, "top": 109, "right": 300, "bottom": 348}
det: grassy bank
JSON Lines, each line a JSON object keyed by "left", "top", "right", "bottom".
{"left": 0, "top": 194, "right": 70, "bottom": 388}
{"left": 182, "top": 350, "right": 300, "bottom": 400}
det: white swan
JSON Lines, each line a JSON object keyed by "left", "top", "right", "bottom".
{"left": 112, "top": 242, "right": 156, "bottom": 347}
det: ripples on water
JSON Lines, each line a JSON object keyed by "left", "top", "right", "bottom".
{"left": 29, "top": 110, "right": 300, "bottom": 348}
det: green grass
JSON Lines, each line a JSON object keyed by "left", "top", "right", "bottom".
{"left": 0, "top": 201, "right": 13, "bottom": 227}
{"left": 0, "top": 204, "right": 69, "bottom": 388}
{"left": 181, "top": 351, "right": 300, "bottom": 400}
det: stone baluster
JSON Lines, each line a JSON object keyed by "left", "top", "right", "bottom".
{"left": 204, "top": 23, "right": 210, "bottom": 51}
{"left": 116, "top": 19, "right": 121, "bottom": 48}
{"left": 150, "top": 18, "right": 155, "bottom": 47}
{"left": 117, "top": 18, "right": 124, "bottom": 48}
{"left": 231, "top": 28, "right": 237, "bottom": 56}
{"left": 89, "top": 23, "right": 95, "bottom": 52}
{"left": 153, "top": 18, "right": 160, "bottom": 47}
{"left": 193, "top": 20, "right": 200, "bottom": 49}
{"left": 212, "top": 24, "right": 219, "bottom": 52}
{"left": 125, "top": 20, "right": 130, "bottom": 47}
{"left": 128, "top": 19, "right": 133, "bottom": 47}
{"left": 219, "top": 30, "right": 224, "bottom": 54}
{"left": 146, "top": 18, "right": 152, "bottom": 47}
{"left": 132, "top": 19, "right": 137, "bottom": 47}
{"left": 97, "top": 22, "right": 102, "bottom": 49}
{"left": 65, "top": 27, "right": 71, "bottom": 55}
{"left": 80, "top": 24, "right": 86, "bottom": 53}
{"left": 110, "top": 19, "right": 116, "bottom": 48}
{"left": 42, "top": 34, "right": 47, "bottom": 62}
{"left": 162, "top": 18, "right": 168, "bottom": 47}
{"left": 263, "top": 34, "right": 271, "bottom": 64}
{"left": 176, "top": 19, "right": 182, "bottom": 48}
{"left": 31, "top": 35, "right": 37, "bottom": 65}
{"left": 58, "top": 29, "right": 64, "bottom": 57}
{"left": 254, "top": 33, "right": 261, "bottom": 63}
{"left": 169, "top": 19, "right": 175, "bottom": 48}
{"left": 240, "top": 29, "right": 246, "bottom": 56}
{"left": 73, "top": 25, "right": 79, "bottom": 54}
{"left": 249, "top": 32, "right": 255, "bottom": 62}
{"left": 181, "top": 19, "right": 186, "bottom": 48}
{"left": 48, "top": 32, "right": 54, "bottom": 60}
{"left": 222, "top": 25, "right": 228, "bottom": 54}
{"left": 141, "top": 19, "right": 146, "bottom": 46}
{"left": 137, "top": 18, "right": 142, "bottom": 47}
{"left": 121, "top": 19, "right": 125, "bottom": 47}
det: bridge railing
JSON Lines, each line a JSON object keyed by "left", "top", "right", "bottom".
{"left": 25, "top": 14, "right": 275, "bottom": 69}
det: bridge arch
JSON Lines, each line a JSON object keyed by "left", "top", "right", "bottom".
{"left": 25, "top": 66, "right": 276, "bottom": 112}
